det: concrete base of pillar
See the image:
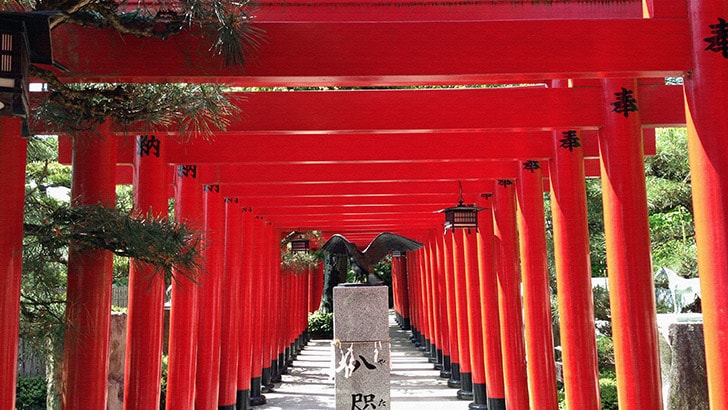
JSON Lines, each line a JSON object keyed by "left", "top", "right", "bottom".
{"left": 236, "top": 390, "right": 250, "bottom": 410}
{"left": 469, "top": 383, "right": 488, "bottom": 409}
{"left": 457, "top": 372, "right": 474, "bottom": 400}
{"left": 448, "top": 362, "right": 462, "bottom": 388}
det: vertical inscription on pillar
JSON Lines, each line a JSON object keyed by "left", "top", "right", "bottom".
{"left": 497, "top": 179, "right": 513, "bottom": 188}
{"left": 137, "top": 135, "right": 161, "bottom": 157}
{"left": 559, "top": 130, "right": 580, "bottom": 152}
{"left": 610, "top": 87, "right": 638, "bottom": 118}
{"left": 705, "top": 18, "right": 728, "bottom": 58}
{"left": 177, "top": 165, "right": 197, "bottom": 179}
{"left": 522, "top": 160, "right": 540, "bottom": 173}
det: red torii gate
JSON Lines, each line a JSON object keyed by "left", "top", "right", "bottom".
{"left": 2, "top": 0, "right": 728, "bottom": 409}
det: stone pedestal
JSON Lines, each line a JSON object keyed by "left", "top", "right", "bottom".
{"left": 108, "top": 312, "right": 127, "bottom": 410}
{"left": 333, "top": 285, "right": 390, "bottom": 410}
{"left": 657, "top": 314, "right": 709, "bottom": 410}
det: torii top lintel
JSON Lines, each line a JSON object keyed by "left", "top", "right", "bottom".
{"left": 50, "top": 2, "right": 690, "bottom": 86}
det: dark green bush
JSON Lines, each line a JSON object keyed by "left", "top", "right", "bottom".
{"left": 16, "top": 377, "right": 46, "bottom": 410}
{"left": 596, "top": 336, "right": 615, "bottom": 374}
{"left": 557, "top": 375, "right": 619, "bottom": 410}
{"left": 160, "top": 355, "right": 168, "bottom": 409}
{"left": 599, "top": 376, "right": 619, "bottom": 410}
{"left": 308, "top": 310, "right": 334, "bottom": 339}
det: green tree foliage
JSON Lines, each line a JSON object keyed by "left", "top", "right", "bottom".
{"left": 645, "top": 128, "right": 697, "bottom": 277}
{"left": 15, "top": 376, "right": 46, "bottom": 410}
{"left": 2, "top": 1, "right": 259, "bottom": 138}
{"left": 21, "top": 136, "right": 69, "bottom": 355}
{"left": 21, "top": 136, "right": 204, "bottom": 407}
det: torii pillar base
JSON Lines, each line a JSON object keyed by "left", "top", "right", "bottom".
{"left": 333, "top": 285, "right": 391, "bottom": 410}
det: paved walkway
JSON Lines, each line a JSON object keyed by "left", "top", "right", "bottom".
{"left": 261, "top": 313, "right": 471, "bottom": 409}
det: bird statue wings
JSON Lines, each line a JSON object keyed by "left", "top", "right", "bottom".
{"left": 321, "top": 232, "right": 424, "bottom": 284}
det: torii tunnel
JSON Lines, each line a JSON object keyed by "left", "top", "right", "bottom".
{"left": 2, "top": 0, "right": 728, "bottom": 409}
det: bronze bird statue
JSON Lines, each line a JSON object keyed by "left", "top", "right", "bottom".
{"left": 321, "top": 232, "right": 424, "bottom": 284}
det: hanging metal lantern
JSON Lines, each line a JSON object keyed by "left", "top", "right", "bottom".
{"left": 0, "top": 12, "right": 56, "bottom": 123}
{"left": 0, "top": 17, "right": 29, "bottom": 118}
{"left": 290, "top": 238, "right": 311, "bottom": 253}
{"left": 437, "top": 182, "right": 483, "bottom": 233}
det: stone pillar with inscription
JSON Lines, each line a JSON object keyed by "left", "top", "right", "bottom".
{"left": 333, "top": 285, "right": 391, "bottom": 410}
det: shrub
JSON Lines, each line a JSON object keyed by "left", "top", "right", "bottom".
{"left": 600, "top": 376, "right": 619, "bottom": 410}
{"left": 16, "top": 377, "right": 46, "bottom": 410}
{"left": 596, "top": 336, "right": 615, "bottom": 374}
{"left": 160, "top": 355, "right": 168, "bottom": 409}
{"left": 308, "top": 310, "right": 334, "bottom": 339}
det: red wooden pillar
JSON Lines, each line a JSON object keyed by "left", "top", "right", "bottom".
{"left": 0, "top": 118, "right": 26, "bottom": 410}
{"left": 166, "top": 165, "right": 203, "bottom": 410}
{"left": 436, "top": 233, "right": 452, "bottom": 378}
{"left": 277, "top": 266, "right": 288, "bottom": 378}
{"left": 261, "top": 223, "right": 276, "bottom": 390}
{"left": 464, "top": 229, "right": 487, "bottom": 409}
{"left": 249, "top": 216, "right": 267, "bottom": 406}
{"left": 312, "top": 263, "right": 324, "bottom": 314}
{"left": 408, "top": 247, "right": 422, "bottom": 344}
{"left": 219, "top": 197, "right": 244, "bottom": 409}
{"left": 516, "top": 160, "right": 558, "bottom": 410}
{"left": 63, "top": 121, "right": 116, "bottom": 409}
{"left": 411, "top": 246, "right": 424, "bottom": 347}
{"left": 453, "top": 230, "right": 473, "bottom": 399}
{"left": 549, "top": 128, "right": 600, "bottom": 409}
{"left": 276, "top": 268, "right": 288, "bottom": 376}
{"left": 195, "top": 182, "right": 225, "bottom": 408}
{"left": 394, "top": 254, "right": 404, "bottom": 325}
{"left": 414, "top": 243, "right": 428, "bottom": 349}
{"left": 443, "top": 232, "right": 461, "bottom": 389}
{"left": 443, "top": 231, "right": 461, "bottom": 388}
{"left": 684, "top": 2, "right": 728, "bottom": 408}
{"left": 265, "top": 226, "right": 281, "bottom": 385}
{"left": 426, "top": 233, "right": 443, "bottom": 367}
{"left": 476, "top": 197, "right": 506, "bottom": 410}
{"left": 421, "top": 237, "right": 435, "bottom": 357}
{"left": 236, "top": 209, "right": 255, "bottom": 408}
{"left": 307, "top": 264, "right": 315, "bottom": 313}
{"left": 124, "top": 135, "right": 167, "bottom": 409}
{"left": 405, "top": 249, "right": 417, "bottom": 332}
{"left": 600, "top": 78, "right": 662, "bottom": 409}
{"left": 493, "top": 179, "right": 529, "bottom": 410}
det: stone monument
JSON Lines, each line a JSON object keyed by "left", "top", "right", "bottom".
{"left": 333, "top": 285, "right": 390, "bottom": 410}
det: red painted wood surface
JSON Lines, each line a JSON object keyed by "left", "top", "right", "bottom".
{"left": 452, "top": 230, "right": 472, "bottom": 374}
{"left": 493, "top": 180, "right": 529, "bottom": 409}
{"left": 166, "top": 165, "right": 203, "bottom": 410}
{"left": 549, "top": 130, "right": 601, "bottom": 410}
{"left": 219, "top": 198, "right": 244, "bottom": 407}
{"left": 237, "top": 210, "right": 256, "bottom": 394}
{"left": 0, "top": 119, "right": 26, "bottom": 410}
{"left": 51, "top": 19, "right": 688, "bottom": 85}
{"left": 600, "top": 78, "right": 662, "bottom": 409}
{"left": 684, "top": 1, "right": 728, "bottom": 407}
{"left": 124, "top": 135, "right": 167, "bottom": 409}
{"left": 475, "top": 199, "right": 505, "bottom": 401}
{"left": 45, "top": 87, "right": 683, "bottom": 140}
{"left": 517, "top": 161, "right": 558, "bottom": 410}
{"left": 463, "top": 230, "right": 485, "bottom": 385}
{"left": 63, "top": 121, "right": 116, "bottom": 409}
